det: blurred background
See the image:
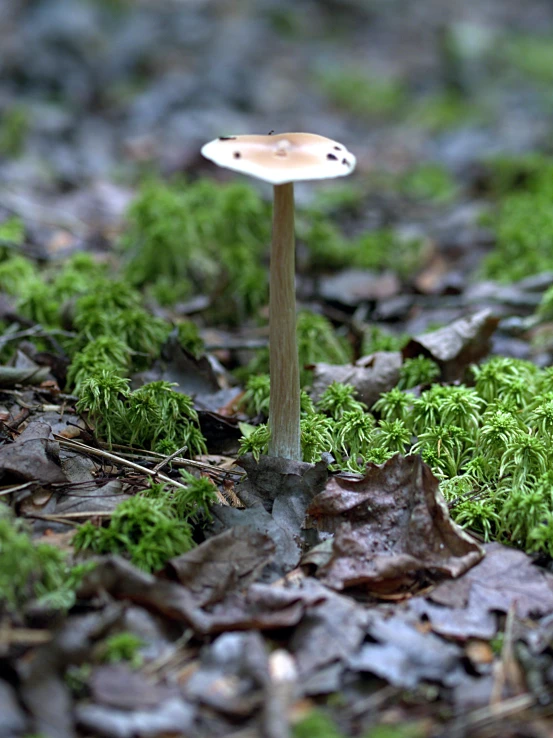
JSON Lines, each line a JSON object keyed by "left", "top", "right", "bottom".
{"left": 2, "top": 0, "right": 553, "bottom": 189}
{"left": 2, "top": 0, "right": 553, "bottom": 345}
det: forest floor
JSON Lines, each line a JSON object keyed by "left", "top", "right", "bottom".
{"left": 3, "top": 1, "right": 553, "bottom": 737}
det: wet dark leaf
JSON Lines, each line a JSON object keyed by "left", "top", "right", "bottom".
{"left": 408, "top": 543, "right": 553, "bottom": 640}
{"left": 0, "top": 421, "right": 67, "bottom": 484}
{"left": 90, "top": 665, "right": 172, "bottom": 710}
{"left": 20, "top": 607, "right": 122, "bottom": 738}
{"left": 0, "top": 365, "right": 51, "bottom": 388}
{"left": 76, "top": 696, "right": 194, "bottom": 738}
{"left": 186, "top": 631, "right": 268, "bottom": 716}
{"left": 0, "top": 680, "right": 28, "bottom": 737}
{"left": 310, "top": 351, "right": 402, "bottom": 407}
{"left": 348, "top": 611, "right": 466, "bottom": 688}
{"left": 165, "top": 527, "right": 276, "bottom": 606}
{"left": 79, "top": 556, "right": 327, "bottom": 635}
{"left": 319, "top": 269, "right": 400, "bottom": 306}
{"left": 289, "top": 581, "right": 369, "bottom": 684}
{"left": 305, "top": 455, "right": 483, "bottom": 594}
{"left": 403, "top": 309, "right": 499, "bottom": 382}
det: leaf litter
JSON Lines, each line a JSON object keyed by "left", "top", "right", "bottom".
{"left": 4, "top": 1, "right": 553, "bottom": 736}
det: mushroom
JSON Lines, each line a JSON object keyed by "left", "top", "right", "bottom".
{"left": 201, "top": 132, "right": 356, "bottom": 461}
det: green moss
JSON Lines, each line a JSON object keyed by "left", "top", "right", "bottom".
{"left": 408, "top": 91, "right": 487, "bottom": 132}
{"left": 99, "top": 632, "right": 144, "bottom": 667}
{"left": 503, "top": 34, "right": 553, "bottom": 85}
{"left": 293, "top": 710, "right": 344, "bottom": 738}
{"left": 481, "top": 155, "right": 553, "bottom": 281}
{"left": 296, "top": 310, "right": 352, "bottom": 385}
{"left": 399, "top": 163, "right": 458, "bottom": 203}
{"left": 177, "top": 320, "right": 204, "bottom": 359}
{"left": 73, "top": 495, "right": 194, "bottom": 572}
{"left": 0, "top": 255, "right": 38, "bottom": 295}
{"left": 352, "top": 229, "right": 423, "bottom": 278}
{"left": 0, "top": 105, "right": 28, "bottom": 157}
{"left": 315, "top": 66, "right": 406, "bottom": 119}
{"left": 0, "top": 216, "right": 25, "bottom": 246}
{"left": 483, "top": 153, "right": 553, "bottom": 197}
{"left": 76, "top": 374, "right": 206, "bottom": 455}
{"left": 398, "top": 356, "right": 441, "bottom": 389}
{"left": 122, "top": 177, "right": 270, "bottom": 320}
{"left": 362, "top": 326, "right": 409, "bottom": 356}
{"left": 0, "top": 506, "right": 93, "bottom": 611}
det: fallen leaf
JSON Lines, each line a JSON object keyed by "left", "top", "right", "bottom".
{"left": 0, "top": 680, "right": 28, "bottom": 738}
{"left": 0, "top": 365, "right": 51, "bottom": 388}
{"left": 90, "top": 665, "right": 172, "bottom": 710}
{"left": 310, "top": 352, "right": 402, "bottom": 407}
{"left": 0, "top": 421, "right": 67, "bottom": 484}
{"left": 165, "top": 527, "right": 276, "bottom": 606}
{"left": 408, "top": 543, "right": 553, "bottom": 640}
{"left": 319, "top": 269, "right": 400, "bottom": 306}
{"left": 79, "top": 557, "right": 327, "bottom": 635}
{"left": 305, "top": 454, "right": 483, "bottom": 594}
{"left": 76, "top": 696, "right": 194, "bottom": 738}
{"left": 403, "top": 309, "right": 499, "bottom": 382}
{"left": 348, "top": 611, "right": 466, "bottom": 689}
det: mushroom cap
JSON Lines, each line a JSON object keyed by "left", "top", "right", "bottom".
{"left": 201, "top": 132, "right": 356, "bottom": 185}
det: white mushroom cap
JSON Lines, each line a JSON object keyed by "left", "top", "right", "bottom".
{"left": 201, "top": 132, "right": 356, "bottom": 185}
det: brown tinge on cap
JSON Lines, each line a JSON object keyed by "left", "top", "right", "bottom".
{"left": 201, "top": 132, "right": 356, "bottom": 185}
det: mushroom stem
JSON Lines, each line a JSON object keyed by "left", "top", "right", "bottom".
{"left": 268, "top": 182, "right": 301, "bottom": 461}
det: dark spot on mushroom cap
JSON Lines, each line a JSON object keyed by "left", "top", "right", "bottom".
{"left": 219, "top": 136, "right": 236, "bottom": 140}
{"left": 334, "top": 146, "right": 341, "bottom": 150}
{"left": 233, "top": 151, "right": 241, "bottom": 159}
{"left": 327, "top": 153, "right": 338, "bottom": 161}
{"left": 342, "top": 158, "right": 349, "bottom": 166}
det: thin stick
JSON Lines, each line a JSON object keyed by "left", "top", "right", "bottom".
{"left": 56, "top": 436, "right": 189, "bottom": 489}
{"left": 0, "top": 481, "right": 33, "bottom": 497}
{"left": 153, "top": 445, "right": 188, "bottom": 473}
{"left": 56, "top": 436, "right": 229, "bottom": 505}
{"left": 25, "top": 511, "right": 114, "bottom": 521}
{"left": 99, "top": 443, "right": 245, "bottom": 478}
{"left": 268, "top": 182, "right": 301, "bottom": 461}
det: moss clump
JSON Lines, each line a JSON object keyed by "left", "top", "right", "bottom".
{"left": 122, "top": 178, "right": 270, "bottom": 319}
{"left": 240, "top": 352, "right": 553, "bottom": 557}
{"left": 74, "top": 475, "right": 218, "bottom": 572}
{"left": 296, "top": 311, "right": 352, "bottom": 384}
{"left": 481, "top": 155, "right": 553, "bottom": 281}
{"left": 0, "top": 216, "right": 25, "bottom": 246}
{"left": 502, "top": 33, "right": 553, "bottom": 85}
{"left": 315, "top": 66, "right": 406, "bottom": 119}
{"left": 176, "top": 320, "right": 204, "bottom": 359}
{"left": 408, "top": 91, "right": 487, "bottom": 132}
{"left": 0, "top": 105, "right": 28, "bottom": 157}
{"left": 362, "top": 326, "right": 409, "bottom": 356}
{"left": 0, "top": 506, "right": 93, "bottom": 611}
{"left": 398, "top": 356, "right": 441, "bottom": 389}
{"left": 99, "top": 632, "right": 144, "bottom": 668}
{"left": 293, "top": 709, "right": 344, "bottom": 738}
{"left": 483, "top": 191, "right": 553, "bottom": 281}
{"left": 399, "top": 163, "right": 458, "bottom": 203}
{"left": 73, "top": 495, "right": 194, "bottom": 573}
{"left": 77, "top": 376, "right": 207, "bottom": 455}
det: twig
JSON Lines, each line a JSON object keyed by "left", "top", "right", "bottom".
{"left": 25, "top": 511, "right": 114, "bottom": 520}
{"left": 0, "top": 324, "right": 76, "bottom": 350}
{"left": 450, "top": 693, "right": 535, "bottom": 734}
{"left": 55, "top": 435, "right": 229, "bottom": 505}
{"left": 153, "top": 445, "right": 188, "bottom": 473}
{"left": 99, "top": 442, "right": 246, "bottom": 479}
{"left": 55, "top": 436, "right": 190, "bottom": 490}
{"left": 0, "top": 480, "right": 34, "bottom": 497}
